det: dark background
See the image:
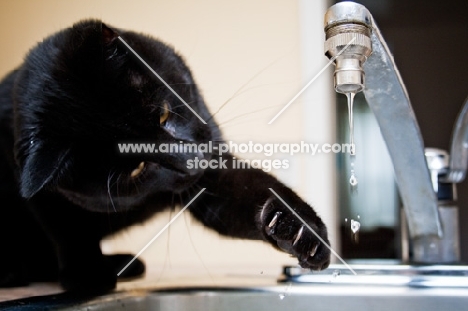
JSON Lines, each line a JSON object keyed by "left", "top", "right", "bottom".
{"left": 337, "top": 0, "right": 468, "bottom": 261}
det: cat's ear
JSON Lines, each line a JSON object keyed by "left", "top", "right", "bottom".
{"left": 19, "top": 141, "right": 71, "bottom": 199}
{"left": 102, "top": 22, "right": 119, "bottom": 45}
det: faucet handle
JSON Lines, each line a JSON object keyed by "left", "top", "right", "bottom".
{"left": 425, "top": 148, "right": 457, "bottom": 201}
{"left": 445, "top": 95, "right": 468, "bottom": 183}
{"left": 425, "top": 148, "right": 449, "bottom": 173}
{"left": 425, "top": 148, "right": 449, "bottom": 191}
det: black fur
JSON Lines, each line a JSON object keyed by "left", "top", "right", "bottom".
{"left": 0, "top": 19, "right": 330, "bottom": 293}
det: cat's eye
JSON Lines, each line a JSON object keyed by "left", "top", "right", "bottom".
{"left": 130, "top": 161, "right": 145, "bottom": 178}
{"left": 160, "top": 100, "right": 170, "bottom": 124}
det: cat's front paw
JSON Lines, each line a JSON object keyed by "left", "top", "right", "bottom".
{"left": 260, "top": 194, "right": 331, "bottom": 271}
{"left": 59, "top": 259, "right": 117, "bottom": 293}
{"left": 59, "top": 254, "right": 145, "bottom": 293}
{"left": 107, "top": 254, "right": 145, "bottom": 280}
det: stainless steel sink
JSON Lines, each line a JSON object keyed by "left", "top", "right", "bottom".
{"left": 3, "top": 287, "right": 467, "bottom": 311}
{"left": 61, "top": 284, "right": 468, "bottom": 311}
{"left": 3, "top": 264, "right": 465, "bottom": 311}
{"left": 280, "top": 263, "right": 468, "bottom": 288}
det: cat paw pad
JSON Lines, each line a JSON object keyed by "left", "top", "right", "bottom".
{"left": 260, "top": 195, "right": 330, "bottom": 271}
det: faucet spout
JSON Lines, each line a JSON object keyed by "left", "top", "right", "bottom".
{"left": 362, "top": 20, "right": 442, "bottom": 240}
{"left": 324, "top": 2, "right": 443, "bottom": 261}
{"left": 324, "top": 1, "right": 372, "bottom": 94}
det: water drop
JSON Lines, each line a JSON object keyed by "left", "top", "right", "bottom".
{"left": 357, "top": 215, "right": 360, "bottom": 219}
{"left": 346, "top": 92, "right": 359, "bottom": 188}
{"left": 351, "top": 219, "right": 361, "bottom": 233}
{"left": 345, "top": 218, "right": 348, "bottom": 223}
{"left": 279, "top": 282, "right": 291, "bottom": 300}
{"left": 332, "top": 270, "right": 341, "bottom": 278}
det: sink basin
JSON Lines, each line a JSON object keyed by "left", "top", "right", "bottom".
{"left": 64, "top": 287, "right": 467, "bottom": 311}
{"left": 280, "top": 263, "right": 468, "bottom": 288}
{"left": 1, "top": 264, "right": 467, "bottom": 310}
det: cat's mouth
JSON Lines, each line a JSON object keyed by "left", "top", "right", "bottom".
{"left": 129, "top": 159, "right": 204, "bottom": 193}
{"left": 56, "top": 152, "right": 207, "bottom": 212}
{"left": 58, "top": 160, "right": 204, "bottom": 212}
{"left": 130, "top": 148, "right": 208, "bottom": 184}
{"left": 130, "top": 160, "right": 201, "bottom": 179}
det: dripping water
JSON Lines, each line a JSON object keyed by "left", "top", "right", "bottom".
{"left": 332, "top": 269, "right": 341, "bottom": 278}
{"left": 346, "top": 92, "right": 356, "bottom": 155}
{"left": 351, "top": 217, "right": 361, "bottom": 243}
{"left": 346, "top": 92, "right": 358, "bottom": 188}
{"left": 351, "top": 219, "right": 361, "bottom": 234}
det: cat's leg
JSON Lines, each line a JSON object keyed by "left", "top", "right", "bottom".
{"left": 28, "top": 193, "right": 144, "bottom": 293}
{"left": 0, "top": 196, "right": 30, "bottom": 287}
{"left": 29, "top": 195, "right": 115, "bottom": 292}
{"left": 188, "top": 153, "right": 330, "bottom": 270}
{"left": 0, "top": 158, "right": 31, "bottom": 287}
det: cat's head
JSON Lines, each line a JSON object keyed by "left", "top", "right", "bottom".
{"left": 14, "top": 19, "right": 219, "bottom": 211}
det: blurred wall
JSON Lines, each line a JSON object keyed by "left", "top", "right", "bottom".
{"left": 0, "top": 0, "right": 336, "bottom": 278}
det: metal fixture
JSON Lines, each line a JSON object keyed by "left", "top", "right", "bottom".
{"left": 420, "top": 148, "right": 460, "bottom": 263}
{"left": 324, "top": 2, "right": 447, "bottom": 263}
{"left": 445, "top": 95, "right": 468, "bottom": 183}
{"left": 324, "top": 1, "right": 372, "bottom": 94}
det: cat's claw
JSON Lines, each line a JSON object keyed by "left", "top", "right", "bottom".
{"left": 293, "top": 225, "right": 304, "bottom": 246}
{"left": 310, "top": 243, "right": 319, "bottom": 257}
{"left": 268, "top": 212, "right": 282, "bottom": 228}
{"left": 260, "top": 195, "right": 330, "bottom": 271}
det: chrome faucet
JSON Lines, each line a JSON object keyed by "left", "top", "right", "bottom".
{"left": 421, "top": 95, "right": 468, "bottom": 263}
{"left": 324, "top": 2, "right": 461, "bottom": 263}
{"left": 446, "top": 95, "right": 468, "bottom": 184}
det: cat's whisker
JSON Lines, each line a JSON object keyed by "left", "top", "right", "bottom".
{"left": 206, "top": 52, "right": 290, "bottom": 122}
{"left": 115, "top": 172, "right": 124, "bottom": 199}
{"left": 107, "top": 170, "right": 117, "bottom": 213}
{"left": 161, "top": 103, "right": 190, "bottom": 122}
{"left": 129, "top": 173, "right": 142, "bottom": 195}
{"left": 169, "top": 104, "right": 189, "bottom": 110}
{"left": 216, "top": 104, "right": 281, "bottom": 127}
{"left": 180, "top": 186, "right": 217, "bottom": 285}
{"left": 171, "top": 193, "right": 176, "bottom": 209}
{"left": 167, "top": 109, "right": 188, "bottom": 121}
{"left": 177, "top": 192, "right": 184, "bottom": 211}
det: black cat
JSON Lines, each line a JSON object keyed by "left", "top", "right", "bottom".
{"left": 0, "top": 19, "right": 330, "bottom": 293}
